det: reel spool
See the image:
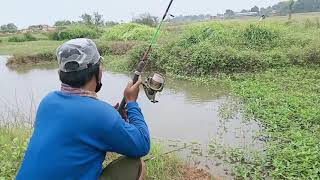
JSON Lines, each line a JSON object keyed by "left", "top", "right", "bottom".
{"left": 142, "top": 73, "right": 165, "bottom": 103}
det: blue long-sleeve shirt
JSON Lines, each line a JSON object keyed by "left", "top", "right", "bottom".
{"left": 17, "top": 91, "right": 150, "bottom": 180}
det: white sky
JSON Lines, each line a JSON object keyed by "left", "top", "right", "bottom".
{"left": 0, "top": 0, "right": 282, "bottom": 29}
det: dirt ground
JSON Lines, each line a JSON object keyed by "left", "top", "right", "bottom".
{"left": 182, "top": 166, "right": 222, "bottom": 180}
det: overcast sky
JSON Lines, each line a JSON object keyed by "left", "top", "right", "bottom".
{"left": 0, "top": 0, "right": 282, "bottom": 29}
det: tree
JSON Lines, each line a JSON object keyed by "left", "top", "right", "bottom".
{"left": 105, "top": 21, "right": 119, "bottom": 27}
{"left": 0, "top": 25, "right": 8, "bottom": 32}
{"left": 289, "top": 0, "right": 295, "bottom": 20}
{"left": 224, "top": 9, "right": 235, "bottom": 17}
{"left": 132, "top": 13, "right": 158, "bottom": 27}
{"left": 54, "top": 20, "right": 72, "bottom": 26}
{"left": 251, "top": 6, "right": 260, "bottom": 13}
{"left": 80, "top": 13, "right": 94, "bottom": 26}
{"left": 93, "top": 12, "right": 104, "bottom": 26}
{"left": 272, "top": 1, "right": 290, "bottom": 15}
{"left": 241, "top": 9, "right": 249, "bottom": 13}
{"left": 294, "top": 0, "right": 320, "bottom": 13}
{"left": 0, "top": 23, "right": 18, "bottom": 33}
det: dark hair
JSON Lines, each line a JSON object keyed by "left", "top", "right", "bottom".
{"left": 59, "top": 62, "right": 100, "bottom": 88}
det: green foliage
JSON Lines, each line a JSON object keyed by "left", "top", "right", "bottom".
{"left": 243, "top": 24, "right": 280, "bottom": 49}
{"left": 8, "top": 33, "right": 38, "bottom": 42}
{"left": 49, "top": 25, "right": 101, "bottom": 41}
{"left": 132, "top": 13, "right": 158, "bottom": 27}
{"left": 95, "top": 40, "right": 140, "bottom": 56}
{"left": 54, "top": 20, "right": 72, "bottom": 27}
{"left": 145, "top": 143, "right": 183, "bottom": 180}
{"left": 102, "top": 23, "right": 155, "bottom": 41}
{"left": 0, "top": 129, "right": 30, "bottom": 179}
{"left": 229, "top": 67, "right": 320, "bottom": 178}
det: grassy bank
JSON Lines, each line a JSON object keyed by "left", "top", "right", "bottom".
{"left": 0, "top": 40, "right": 62, "bottom": 56}
{"left": 0, "top": 128, "right": 197, "bottom": 180}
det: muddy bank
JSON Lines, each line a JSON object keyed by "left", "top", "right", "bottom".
{"left": 6, "top": 52, "right": 56, "bottom": 68}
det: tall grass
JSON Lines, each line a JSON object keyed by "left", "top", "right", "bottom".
{"left": 102, "top": 23, "right": 155, "bottom": 41}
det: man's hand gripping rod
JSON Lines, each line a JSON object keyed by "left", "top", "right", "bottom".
{"left": 118, "top": 0, "right": 174, "bottom": 116}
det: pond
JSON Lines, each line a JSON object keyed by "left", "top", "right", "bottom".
{"left": 0, "top": 56, "right": 261, "bottom": 178}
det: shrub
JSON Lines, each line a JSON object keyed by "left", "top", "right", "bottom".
{"left": 24, "top": 33, "right": 37, "bottom": 41}
{"left": 242, "top": 24, "right": 280, "bottom": 50}
{"left": 8, "top": 33, "right": 38, "bottom": 42}
{"left": 102, "top": 23, "right": 155, "bottom": 41}
{"left": 95, "top": 41, "right": 141, "bottom": 56}
{"left": 304, "top": 41, "right": 320, "bottom": 65}
{"left": 49, "top": 25, "right": 101, "bottom": 40}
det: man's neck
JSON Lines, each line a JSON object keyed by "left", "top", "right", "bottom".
{"left": 82, "top": 79, "right": 96, "bottom": 92}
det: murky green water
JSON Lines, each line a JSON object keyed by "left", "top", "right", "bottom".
{"left": 0, "top": 56, "right": 260, "bottom": 178}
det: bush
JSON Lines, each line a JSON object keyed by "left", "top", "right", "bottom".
{"left": 102, "top": 23, "right": 155, "bottom": 41}
{"left": 304, "top": 41, "right": 320, "bottom": 65}
{"left": 242, "top": 24, "right": 280, "bottom": 50}
{"left": 24, "top": 33, "right": 37, "bottom": 41}
{"left": 95, "top": 41, "right": 140, "bottom": 56}
{"left": 8, "top": 33, "right": 38, "bottom": 42}
{"left": 49, "top": 25, "right": 101, "bottom": 40}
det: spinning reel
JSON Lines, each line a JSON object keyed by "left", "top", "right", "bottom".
{"left": 142, "top": 73, "right": 165, "bottom": 103}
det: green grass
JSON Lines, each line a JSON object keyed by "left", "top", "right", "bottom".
{"left": 145, "top": 143, "right": 183, "bottom": 180}
{"left": 0, "top": 40, "right": 62, "bottom": 56}
{"left": 103, "top": 55, "right": 131, "bottom": 72}
{"left": 0, "top": 128, "right": 30, "bottom": 179}
{"left": 0, "top": 128, "right": 184, "bottom": 180}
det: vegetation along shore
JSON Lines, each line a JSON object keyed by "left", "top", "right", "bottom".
{"left": 1, "top": 10, "right": 320, "bottom": 179}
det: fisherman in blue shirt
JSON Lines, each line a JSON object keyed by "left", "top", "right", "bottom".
{"left": 17, "top": 38, "right": 150, "bottom": 180}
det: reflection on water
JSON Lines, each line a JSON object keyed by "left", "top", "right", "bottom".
{"left": 0, "top": 56, "right": 261, "bottom": 178}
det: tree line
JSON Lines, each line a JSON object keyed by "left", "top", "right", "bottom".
{"left": 0, "top": 12, "right": 159, "bottom": 33}
{"left": 54, "top": 12, "right": 158, "bottom": 27}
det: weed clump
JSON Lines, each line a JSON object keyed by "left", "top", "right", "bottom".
{"left": 49, "top": 25, "right": 101, "bottom": 41}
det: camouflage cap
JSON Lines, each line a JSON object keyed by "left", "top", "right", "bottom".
{"left": 56, "top": 38, "right": 101, "bottom": 72}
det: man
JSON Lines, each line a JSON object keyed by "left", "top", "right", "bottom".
{"left": 17, "top": 38, "right": 150, "bottom": 180}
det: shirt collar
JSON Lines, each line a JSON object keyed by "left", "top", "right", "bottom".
{"left": 60, "top": 83, "right": 98, "bottom": 99}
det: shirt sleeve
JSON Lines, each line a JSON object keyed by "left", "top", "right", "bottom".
{"left": 103, "top": 102, "right": 151, "bottom": 158}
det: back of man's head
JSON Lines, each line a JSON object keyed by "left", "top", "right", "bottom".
{"left": 56, "top": 38, "right": 101, "bottom": 88}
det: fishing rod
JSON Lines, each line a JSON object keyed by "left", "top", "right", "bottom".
{"left": 118, "top": 0, "right": 174, "bottom": 116}
{"left": 144, "top": 144, "right": 193, "bottom": 162}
